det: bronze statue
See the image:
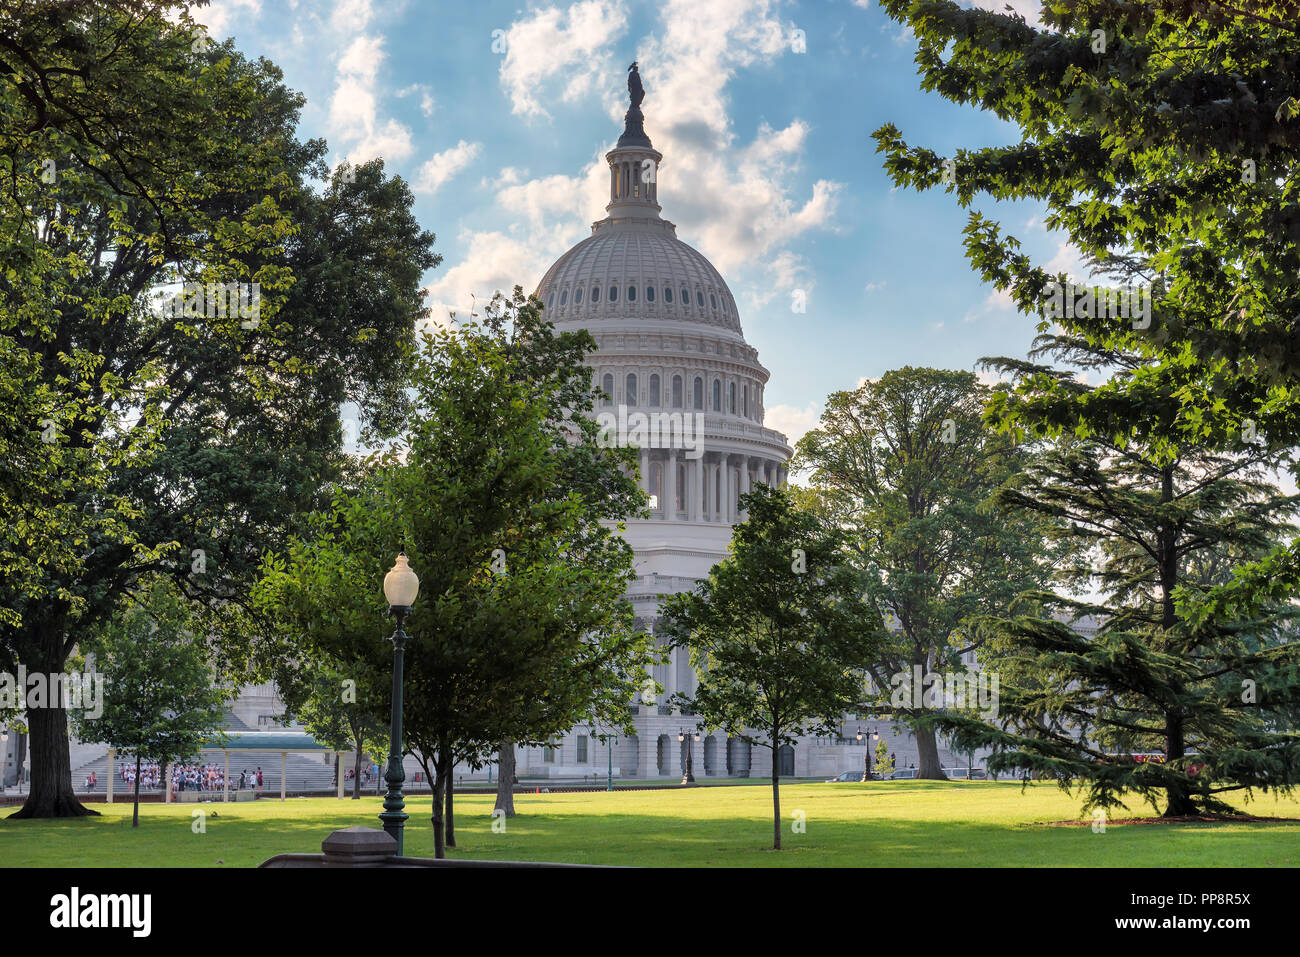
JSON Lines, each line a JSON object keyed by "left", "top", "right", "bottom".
{"left": 619, "top": 62, "right": 650, "bottom": 148}
{"left": 628, "top": 62, "right": 644, "bottom": 110}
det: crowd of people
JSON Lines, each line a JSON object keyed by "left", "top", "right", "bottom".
{"left": 101, "top": 760, "right": 268, "bottom": 793}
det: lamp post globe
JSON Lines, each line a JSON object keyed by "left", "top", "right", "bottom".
{"left": 379, "top": 552, "right": 418, "bottom": 855}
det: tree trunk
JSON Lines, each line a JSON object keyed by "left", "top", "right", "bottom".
{"left": 494, "top": 740, "right": 516, "bottom": 817}
{"left": 444, "top": 768, "right": 455, "bottom": 848}
{"left": 132, "top": 754, "right": 141, "bottom": 828}
{"left": 430, "top": 773, "right": 446, "bottom": 859}
{"left": 913, "top": 722, "right": 947, "bottom": 780}
{"left": 352, "top": 741, "right": 363, "bottom": 800}
{"left": 9, "top": 700, "right": 97, "bottom": 818}
{"left": 770, "top": 736, "right": 782, "bottom": 851}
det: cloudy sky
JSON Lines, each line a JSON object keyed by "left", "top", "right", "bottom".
{"left": 193, "top": 0, "right": 1076, "bottom": 447}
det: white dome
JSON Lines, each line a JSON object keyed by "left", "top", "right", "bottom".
{"left": 535, "top": 225, "right": 743, "bottom": 337}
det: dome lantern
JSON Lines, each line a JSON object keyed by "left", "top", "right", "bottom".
{"left": 604, "top": 62, "right": 664, "bottom": 221}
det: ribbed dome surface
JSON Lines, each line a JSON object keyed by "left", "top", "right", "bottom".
{"left": 535, "top": 226, "right": 743, "bottom": 336}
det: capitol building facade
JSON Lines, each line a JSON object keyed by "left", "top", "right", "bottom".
{"left": 504, "top": 68, "right": 869, "bottom": 782}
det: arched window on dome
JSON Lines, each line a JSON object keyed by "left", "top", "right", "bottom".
{"left": 546, "top": 294, "right": 554, "bottom": 310}
{"left": 602, "top": 373, "right": 614, "bottom": 406}
{"left": 664, "top": 287, "right": 673, "bottom": 304}
{"left": 609, "top": 285, "right": 618, "bottom": 302}
{"left": 646, "top": 285, "right": 655, "bottom": 302}
{"left": 712, "top": 379, "right": 721, "bottom": 411}
{"left": 743, "top": 384, "right": 749, "bottom": 418}
{"left": 649, "top": 374, "right": 661, "bottom": 406}
{"left": 681, "top": 287, "right": 689, "bottom": 306}
{"left": 710, "top": 293, "right": 717, "bottom": 309}
{"left": 729, "top": 382, "right": 736, "bottom": 414}
{"left": 575, "top": 286, "right": 583, "bottom": 304}
{"left": 693, "top": 377, "right": 703, "bottom": 410}
{"left": 676, "top": 462, "right": 686, "bottom": 512}
{"left": 672, "top": 375, "right": 683, "bottom": 408}
{"left": 560, "top": 289, "right": 568, "bottom": 306}
{"left": 697, "top": 291, "right": 705, "bottom": 307}
{"left": 626, "top": 373, "right": 637, "bottom": 406}
{"left": 627, "top": 285, "right": 636, "bottom": 302}
{"left": 592, "top": 286, "right": 601, "bottom": 303}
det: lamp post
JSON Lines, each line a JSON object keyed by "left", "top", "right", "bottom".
{"left": 587, "top": 725, "right": 617, "bottom": 791}
{"left": 379, "top": 552, "right": 419, "bottom": 855}
{"left": 678, "top": 727, "right": 700, "bottom": 784}
{"left": 856, "top": 727, "right": 880, "bottom": 781}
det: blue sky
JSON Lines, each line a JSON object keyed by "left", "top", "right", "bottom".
{"left": 195, "top": 0, "right": 1076, "bottom": 446}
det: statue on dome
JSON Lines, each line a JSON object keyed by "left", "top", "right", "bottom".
{"left": 619, "top": 62, "right": 651, "bottom": 148}
{"left": 628, "top": 62, "right": 644, "bottom": 109}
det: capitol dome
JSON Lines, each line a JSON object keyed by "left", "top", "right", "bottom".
{"left": 536, "top": 221, "right": 744, "bottom": 337}
{"left": 533, "top": 63, "right": 789, "bottom": 593}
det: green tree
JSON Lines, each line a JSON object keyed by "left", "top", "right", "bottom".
{"left": 254, "top": 291, "right": 653, "bottom": 857}
{"left": 793, "top": 368, "right": 1065, "bottom": 779}
{"left": 660, "top": 484, "right": 878, "bottom": 850}
{"left": 943, "top": 330, "right": 1300, "bottom": 817}
{"left": 872, "top": 0, "right": 1300, "bottom": 672}
{"left": 71, "top": 579, "right": 230, "bottom": 827}
{"left": 0, "top": 9, "right": 435, "bottom": 817}
{"left": 286, "top": 658, "right": 388, "bottom": 801}
{"left": 873, "top": 736, "right": 895, "bottom": 779}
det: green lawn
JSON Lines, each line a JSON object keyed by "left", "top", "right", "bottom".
{"left": 3, "top": 780, "right": 1299, "bottom": 867}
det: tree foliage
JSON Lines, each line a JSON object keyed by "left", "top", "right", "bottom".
{"left": 660, "top": 484, "right": 877, "bottom": 849}
{"left": 793, "top": 367, "right": 1066, "bottom": 778}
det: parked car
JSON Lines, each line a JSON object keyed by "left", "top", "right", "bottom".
{"left": 824, "top": 771, "right": 861, "bottom": 783}
{"left": 889, "top": 768, "right": 919, "bottom": 780}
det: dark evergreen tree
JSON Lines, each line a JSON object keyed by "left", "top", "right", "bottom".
{"left": 946, "top": 330, "right": 1300, "bottom": 817}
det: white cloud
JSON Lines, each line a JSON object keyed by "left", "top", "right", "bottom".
{"left": 1043, "top": 240, "right": 1096, "bottom": 283}
{"left": 499, "top": 0, "right": 630, "bottom": 118}
{"left": 764, "top": 401, "right": 822, "bottom": 448}
{"left": 189, "top": 0, "right": 262, "bottom": 38}
{"left": 397, "top": 84, "right": 436, "bottom": 118}
{"left": 962, "top": 286, "right": 1015, "bottom": 323}
{"left": 414, "top": 141, "right": 483, "bottom": 195}
{"left": 327, "top": 12, "right": 415, "bottom": 165}
{"left": 864, "top": 280, "right": 886, "bottom": 294}
{"left": 423, "top": 230, "right": 557, "bottom": 331}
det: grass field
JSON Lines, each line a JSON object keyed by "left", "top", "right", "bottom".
{"left": 3, "top": 780, "right": 1299, "bottom": 867}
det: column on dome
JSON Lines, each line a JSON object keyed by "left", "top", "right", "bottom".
{"left": 721, "top": 454, "right": 733, "bottom": 523}
{"left": 739, "top": 456, "right": 751, "bottom": 520}
{"left": 690, "top": 455, "right": 703, "bottom": 521}
{"left": 663, "top": 449, "right": 677, "bottom": 521}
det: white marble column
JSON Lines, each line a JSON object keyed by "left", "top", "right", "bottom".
{"left": 720, "top": 455, "right": 731, "bottom": 523}
{"left": 663, "top": 449, "right": 677, "bottom": 520}
{"left": 690, "top": 456, "right": 703, "bottom": 521}
{"left": 739, "top": 456, "right": 751, "bottom": 520}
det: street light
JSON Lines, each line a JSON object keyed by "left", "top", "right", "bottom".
{"left": 856, "top": 727, "right": 880, "bottom": 782}
{"left": 379, "top": 552, "right": 419, "bottom": 855}
{"left": 587, "top": 724, "right": 617, "bottom": 792}
{"left": 677, "top": 727, "right": 701, "bottom": 784}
